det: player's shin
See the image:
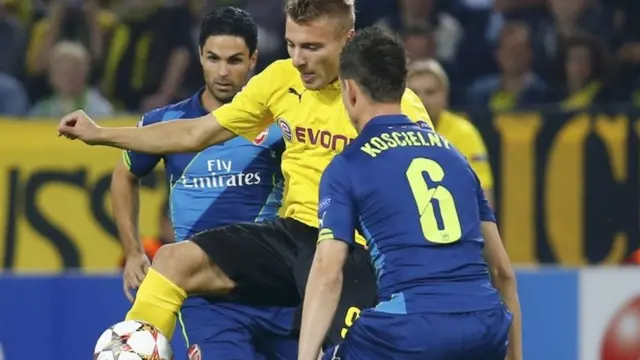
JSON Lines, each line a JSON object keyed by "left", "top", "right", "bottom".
{"left": 125, "top": 268, "right": 187, "bottom": 338}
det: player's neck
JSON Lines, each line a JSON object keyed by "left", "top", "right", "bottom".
{"left": 201, "top": 89, "right": 222, "bottom": 112}
{"left": 431, "top": 113, "right": 441, "bottom": 129}
{"left": 357, "top": 103, "right": 403, "bottom": 132}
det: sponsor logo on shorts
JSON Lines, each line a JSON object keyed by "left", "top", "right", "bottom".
{"left": 253, "top": 128, "right": 269, "bottom": 145}
{"left": 187, "top": 344, "right": 202, "bottom": 360}
{"left": 277, "top": 118, "right": 292, "bottom": 141}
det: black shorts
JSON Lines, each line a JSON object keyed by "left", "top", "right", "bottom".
{"left": 190, "top": 217, "right": 378, "bottom": 346}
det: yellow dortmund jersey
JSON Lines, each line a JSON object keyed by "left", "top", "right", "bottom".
{"left": 436, "top": 111, "right": 493, "bottom": 188}
{"left": 214, "top": 59, "right": 432, "bottom": 228}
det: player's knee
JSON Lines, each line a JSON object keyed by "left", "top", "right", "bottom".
{"left": 152, "top": 241, "right": 235, "bottom": 294}
{"left": 151, "top": 241, "right": 209, "bottom": 291}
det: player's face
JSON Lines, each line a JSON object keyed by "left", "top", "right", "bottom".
{"left": 200, "top": 35, "right": 257, "bottom": 103}
{"left": 285, "top": 16, "right": 352, "bottom": 90}
{"left": 407, "top": 73, "right": 447, "bottom": 121}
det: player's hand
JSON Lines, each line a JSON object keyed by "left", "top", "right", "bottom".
{"left": 123, "top": 253, "right": 150, "bottom": 302}
{"left": 57, "top": 110, "right": 103, "bottom": 145}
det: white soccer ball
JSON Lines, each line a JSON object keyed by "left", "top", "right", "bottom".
{"left": 94, "top": 320, "right": 173, "bottom": 360}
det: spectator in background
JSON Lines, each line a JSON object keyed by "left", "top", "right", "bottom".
{"left": 554, "top": 35, "right": 613, "bottom": 110}
{"left": 407, "top": 59, "right": 494, "bottom": 205}
{"left": 28, "top": 41, "right": 113, "bottom": 118}
{"left": 402, "top": 25, "right": 436, "bottom": 63}
{"left": 540, "top": 0, "right": 608, "bottom": 62}
{"left": 609, "top": 0, "right": 640, "bottom": 93}
{"left": 2, "top": 0, "right": 33, "bottom": 24}
{"left": 244, "top": 0, "right": 286, "bottom": 71}
{"left": 377, "top": 0, "right": 462, "bottom": 63}
{"left": 0, "top": 73, "right": 28, "bottom": 115}
{"left": 452, "top": 0, "right": 520, "bottom": 85}
{"left": 26, "top": 0, "right": 116, "bottom": 101}
{"left": 467, "top": 21, "right": 549, "bottom": 111}
{"left": 100, "top": 0, "right": 191, "bottom": 112}
{"left": 0, "top": 0, "right": 26, "bottom": 79}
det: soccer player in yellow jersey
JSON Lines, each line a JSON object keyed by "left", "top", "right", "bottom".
{"left": 407, "top": 59, "right": 495, "bottom": 205}
{"left": 56, "top": 0, "right": 432, "bottom": 349}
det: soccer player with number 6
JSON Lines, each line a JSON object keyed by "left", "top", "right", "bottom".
{"left": 299, "top": 27, "right": 523, "bottom": 360}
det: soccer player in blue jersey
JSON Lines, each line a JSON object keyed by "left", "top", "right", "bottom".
{"left": 110, "top": 8, "right": 297, "bottom": 360}
{"left": 299, "top": 27, "right": 523, "bottom": 360}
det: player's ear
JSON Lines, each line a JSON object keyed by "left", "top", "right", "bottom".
{"left": 249, "top": 50, "right": 259, "bottom": 71}
{"left": 344, "top": 79, "right": 358, "bottom": 107}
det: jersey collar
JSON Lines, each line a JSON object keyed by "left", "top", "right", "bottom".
{"left": 367, "top": 114, "right": 412, "bottom": 126}
{"left": 190, "top": 87, "right": 210, "bottom": 116}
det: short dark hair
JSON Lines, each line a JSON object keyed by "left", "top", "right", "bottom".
{"left": 339, "top": 27, "right": 407, "bottom": 103}
{"left": 558, "top": 33, "right": 611, "bottom": 84}
{"left": 284, "top": 0, "right": 355, "bottom": 30}
{"left": 199, "top": 7, "right": 258, "bottom": 54}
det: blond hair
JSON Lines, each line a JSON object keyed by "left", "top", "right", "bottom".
{"left": 284, "top": 0, "right": 355, "bottom": 30}
{"left": 407, "top": 59, "right": 449, "bottom": 90}
{"left": 50, "top": 41, "right": 90, "bottom": 65}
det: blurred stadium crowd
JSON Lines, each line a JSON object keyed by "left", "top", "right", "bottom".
{"left": 1, "top": 0, "right": 640, "bottom": 118}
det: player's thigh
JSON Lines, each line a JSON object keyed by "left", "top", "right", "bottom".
{"left": 190, "top": 219, "right": 300, "bottom": 306}
{"left": 322, "top": 311, "right": 425, "bottom": 360}
{"left": 396, "top": 309, "right": 511, "bottom": 360}
{"left": 295, "top": 246, "right": 378, "bottom": 347}
{"left": 459, "top": 308, "right": 512, "bottom": 360}
{"left": 179, "top": 297, "right": 262, "bottom": 360}
{"left": 151, "top": 240, "right": 230, "bottom": 294}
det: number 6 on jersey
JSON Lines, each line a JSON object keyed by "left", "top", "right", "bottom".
{"left": 405, "top": 158, "right": 462, "bottom": 244}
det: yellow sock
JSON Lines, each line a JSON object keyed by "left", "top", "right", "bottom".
{"left": 125, "top": 268, "right": 187, "bottom": 338}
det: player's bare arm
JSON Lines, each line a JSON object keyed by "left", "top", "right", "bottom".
{"left": 484, "top": 188, "right": 495, "bottom": 208}
{"left": 57, "top": 110, "right": 236, "bottom": 154}
{"left": 111, "top": 161, "right": 150, "bottom": 302}
{"left": 299, "top": 239, "right": 349, "bottom": 360}
{"left": 482, "top": 222, "right": 523, "bottom": 360}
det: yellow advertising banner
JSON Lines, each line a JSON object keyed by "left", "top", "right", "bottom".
{"left": 488, "top": 112, "right": 638, "bottom": 265}
{"left": 0, "top": 118, "right": 167, "bottom": 272}
{"left": 0, "top": 111, "right": 638, "bottom": 271}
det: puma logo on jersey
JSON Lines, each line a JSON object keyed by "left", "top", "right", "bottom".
{"left": 288, "top": 87, "right": 303, "bottom": 102}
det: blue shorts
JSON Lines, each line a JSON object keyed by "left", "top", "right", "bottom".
{"left": 179, "top": 296, "right": 298, "bottom": 360}
{"left": 323, "top": 307, "right": 512, "bottom": 360}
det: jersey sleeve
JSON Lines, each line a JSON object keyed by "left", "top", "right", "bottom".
{"left": 317, "top": 157, "right": 357, "bottom": 245}
{"left": 474, "top": 171, "right": 496, "bottom": 222}
{"left": 457, "top": 125, "right": 494, "bottom": 189}
{"left": 123, "top": 115, "right": 162, "bottom": 178}
{"left": 401, "top": 88, "right": 434, "bottom": 129}
{"left": 213, "top": 64, "right": 277, "bottom": 141}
